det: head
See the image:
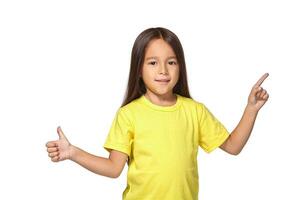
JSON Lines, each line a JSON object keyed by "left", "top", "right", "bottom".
{"left": 121, "top": 27, "right": 192, "bottom": 107}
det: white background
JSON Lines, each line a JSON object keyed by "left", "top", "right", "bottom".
{"left": 1, "top": 0, "right": 299, "bottom": 199}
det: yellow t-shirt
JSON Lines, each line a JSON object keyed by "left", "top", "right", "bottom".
{"left": 103, "top": 93, "right": 230, "bottom": 200}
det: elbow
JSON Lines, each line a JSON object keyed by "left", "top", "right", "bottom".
{"left": 227, "top": 140, "right": 242, "bottom": 156}
{"left": 107, "top": 172, "right": 118, "bottom": 179}
{"left": 102, "top": 170, "right": 117, "bottom": 179}
{"left": 226, "top": 145, "right": 241, "bottom": 156}
{"left": 107, "top": 169, "right": 120, "bottom": 178}
{"left": 231, "top": 149, "right": 241, "bottom": 156}
{"left": 110, "top": 165, "right": 122, "bottom": 178}
{"left": 106, "top": 164, "right": 120, "bottom": 179}
{"left": 107, "top": 158, "right": 121, "bottom": 179}
{"left": 112, "top": 171, "right": 121, "bottom": 179}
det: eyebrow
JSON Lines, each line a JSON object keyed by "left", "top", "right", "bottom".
{"left": 145, "top": 56, "right": 177, "bottom": 60}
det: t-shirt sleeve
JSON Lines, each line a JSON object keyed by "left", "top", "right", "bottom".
{"left": 103, "top": 107, "right": 134, "bottom": 157}
{"left": 197, "top": 102, "right": 230, "bottom": 153}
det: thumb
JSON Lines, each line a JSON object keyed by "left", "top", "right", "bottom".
{"left": 57, "top": 126, "right": 66, "bottom": 139}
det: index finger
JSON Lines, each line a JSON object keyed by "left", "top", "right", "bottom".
{"left": 254, "top": 73, "right": 269, "bottom": 87}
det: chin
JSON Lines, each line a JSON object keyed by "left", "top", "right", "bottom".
{"left": 154, "top": 89, "right": 174, "bottom": 96}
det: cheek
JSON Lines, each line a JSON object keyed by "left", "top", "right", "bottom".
{"left": 171, "top": 68, "right": 180, "bottom": 80}
{"left": 142, "top": 67, "right": 154, "bottom": 81}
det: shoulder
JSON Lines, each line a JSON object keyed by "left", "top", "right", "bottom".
{"left": 179, "top": 95, "right": 206, "bottom": 110}
{"left": 119, "top": 97, "right": 140, "bottom": 114}
{"left": 115, "top": 98, "right": 141, "bottom": 124}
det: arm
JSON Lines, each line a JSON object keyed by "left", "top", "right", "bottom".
{"left": 220, "top": 73, "right": 270, "bottom": 155}
{"left": 70, "top": 146, "right": 128, "bottom": 178}
{"left": 220, "top": 105, "right": 258, "bottom": 155}
{"left": 46, "top": 126, "right": 128, "bottom": 178}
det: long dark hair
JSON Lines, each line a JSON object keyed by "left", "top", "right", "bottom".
{"left": 121, "top": 27, "right": 192, "bottom": 108}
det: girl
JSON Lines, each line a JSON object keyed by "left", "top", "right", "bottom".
{"left": 46, "top": 27, "right": 269, "bottom": 200}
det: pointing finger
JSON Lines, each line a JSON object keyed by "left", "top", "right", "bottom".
{"left": 254, "top": 73, "right": 269, "bottom": 87}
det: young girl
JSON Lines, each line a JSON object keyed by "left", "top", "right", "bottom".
{"left": 46, "top": 27, "right": 269, "bottom": 200}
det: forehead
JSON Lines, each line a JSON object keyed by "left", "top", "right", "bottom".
{"left": 144, "top": 38, "right": 176, "bottom": 59}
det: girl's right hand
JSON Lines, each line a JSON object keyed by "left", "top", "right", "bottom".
{"left": 46, "top": 126, "right": 73, "bottom": 162}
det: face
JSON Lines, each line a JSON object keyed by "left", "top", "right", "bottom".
{"left": 141, "top": 38, "right": 180, "bottom": 98}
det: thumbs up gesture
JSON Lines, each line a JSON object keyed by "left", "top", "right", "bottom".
{"left": 46, "top": 126, "right": 73, "bottom": 162}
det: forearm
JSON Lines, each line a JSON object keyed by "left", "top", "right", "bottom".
{"left": 69, "top": 145, "right": 116, "bottom": 178}
{"left": 229, "top": 104, "right": 259, "bottom": 154}
{"left": 224, "top": 73, "right": 269, "bottom": 155}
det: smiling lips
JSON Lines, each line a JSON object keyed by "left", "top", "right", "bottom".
{"left": 155, "top": 79, "right": 170, "bottom": 82}
{"left": 155, "top": 79, "right": 170, "bottom": 85}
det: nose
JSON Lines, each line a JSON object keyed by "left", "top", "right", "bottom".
{"left": 158, "top": 64, "right": 168, "bottom": 75}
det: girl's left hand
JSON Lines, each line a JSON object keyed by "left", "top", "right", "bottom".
{"left": 247, "top": 73, "right": 270, "bottom": 112}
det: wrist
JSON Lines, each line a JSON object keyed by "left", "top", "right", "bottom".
{"left": 245, "top": 104, "right": 259, "bottom": 116}
{"left": 69, "top": 145, "right": 77, "bottom": 161}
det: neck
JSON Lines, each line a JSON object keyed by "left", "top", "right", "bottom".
{"left": 144, "top": 91, "right": 177, "bottom": 106}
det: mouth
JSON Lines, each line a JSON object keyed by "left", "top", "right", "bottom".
{"left": 155, "top": 79, "right": 170, "bottom": 82}
{"left": 155, "top": 79, "right": 170, "bottom": 85}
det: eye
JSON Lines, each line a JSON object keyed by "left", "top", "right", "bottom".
{"left": 168, "top": 61, "right": 177, "bottom": 65}
{"left": 148, "top": 61, "right": 156, "bottom": 65}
